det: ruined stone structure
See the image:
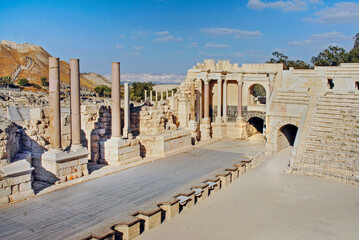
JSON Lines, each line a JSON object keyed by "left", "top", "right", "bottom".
{"left": 177, "top": 60, "right": 359, "bottom": 185}
{"left": 1, "top": 57, "right": 359, "bottom": 208}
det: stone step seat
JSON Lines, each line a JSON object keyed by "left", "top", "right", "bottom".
{"left": 290, "top": 166, "right": 356, "bottom": 183}
{"left": 305, "top": 136, "right": 359, "bottom": 146}
{"left": 316, "top": 101, "right": 359, "bottom": 108}
{"left": 307, "top": 135, "right": 359, "bottom": 145}
{"left": 294, "top": 162, "right": 355, "bottom": 176}
{"left": 307, "top": 130, "right": 359, "bottom": 141}
{"left": 274, "top": 95, "right": 310, "bottom": 100}
{"left": 302, "top": 150, "right": 357, "bottom": 164}
{"left": 314, "top": 109, "right": 359, "bottom": 117}
{"left": 273, "top": 99, "right": 309, "bottom": 105}
{"left": 302, "top": 153, "right": 358, "bottom": 166}
{"left": 303, "top": 142, "right": 359, "bottom": 155}
{"left": 299, "top": 159, "right": 356, "bottom": 174}
{"left": 312, "top": 114, "right": 353, "bottom": 121}
{"left": 310, "top": 118, "right": 358, "bottom": 126}
{"left": 309, "top": 124, "right": 359, "bottom": 133}
{"left": 315, "top": 106, "right": 359, "bottom": 112}
{"left": 276, "top": 91, "right": 310, "bottom": 97}
{"left": 320, "top": 94, "right": 359, "bottom": 100}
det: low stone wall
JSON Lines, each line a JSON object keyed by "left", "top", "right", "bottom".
{"left": 0, "top": 121, "right": 21, "bottom": 167}
{"left": 139, "top": 130, "right": 191, "bottom": 157}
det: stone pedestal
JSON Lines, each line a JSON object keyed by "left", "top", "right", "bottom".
{"left": 200, "top": 118, "right": 211, "bottom": 141}
{"left": 139, "top": 130, "right": 191, "bottom": 158}
{"left": 104, "top": 138, "right": 141, "bottom": 165}
{"left": 188, "top": 120, "right": 198, "bottom": 144}
{"left": 41, "top": 147, "right": 89, "bottom": 184}
{"left": 236, "top": 117, "right": 247, "bottom": 139}
{"left": 212, "top": 121, "right": 225, "bottom": 139}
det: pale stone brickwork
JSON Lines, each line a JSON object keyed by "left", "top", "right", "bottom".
{"left": 178, "top": 60, "right": 359, "bottom": 185}
{"left": 0, "top": 122, "right": 34, "bottom": 205}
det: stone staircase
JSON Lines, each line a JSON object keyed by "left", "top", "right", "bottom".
{"left": 290, "top": 93, "right": 359, "bottom": 184}
{"left": 273, "top": 89, "right": 311, "bottom": 105}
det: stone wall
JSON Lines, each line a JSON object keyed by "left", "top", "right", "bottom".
{"left": 0, "top": 121, "right": 21, "bottom": 167}
{"left": 139, "top": 105, "right": 177, "bottom": 136}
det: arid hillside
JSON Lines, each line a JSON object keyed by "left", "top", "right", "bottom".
{"left": 0, "top": 40, "right": 109, "bottom": 89}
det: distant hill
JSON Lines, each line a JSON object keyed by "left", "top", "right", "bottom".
{"left": 0, "top": 40, "right": 108, "bottom": 89}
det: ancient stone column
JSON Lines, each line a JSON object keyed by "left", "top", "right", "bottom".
{"left": 172, "top": 90, "right": 174, "bottom": 97}
{"left": 237, "top": 80, "right": 243, "bottom": 119}
{"left": 144, "top": 90, "right": 147, "bottom": 101}
{"left": 111, "top": 62, "right": 121, "bottom": 138}
{"left": 191, "top": 81, "right": 196, "bottom": 121}
{"left": 166, "top": 90, "right": 169, "bottom": 99}
{"left": 204, "top": 80, "right": 209, "bottom": 119}
{"left": 70, "top": 59, "right": 82, "bottom": 149}
{"left": 216, "top": 78, "right": 222, "bottom": 122}
{"left": 156, "top": 91, "right": 158, "bottom": 102}
{"left": 123, "top": 83, "right": 130, "bottom": 138}
{"left": 161, "top": 91, "right": 163, "bottom": 101}
{"left": 150, "top": 90, "right": 153, "bottom": 102}
{"left": 223, "top": 80, "right": 227, "bottom": 122}
{"left": 49, "top": 57, "right": 62, "bottom": 152}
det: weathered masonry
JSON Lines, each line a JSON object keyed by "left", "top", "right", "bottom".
{"left": 176, "top": 60, "right": 359, "bottom": 185}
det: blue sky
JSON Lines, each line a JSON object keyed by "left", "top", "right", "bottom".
{"left": 1, "top": 0, "right": 359, "bottom": 75}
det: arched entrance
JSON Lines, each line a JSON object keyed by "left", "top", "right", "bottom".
{"left": 248, "top": 84, "right": 266, "bottom": 105}
{"left": 277, "top": 124, "right": 298, "bottom": 151}
{"left": 247, "top": 116, "right": 264, "bottom": 136}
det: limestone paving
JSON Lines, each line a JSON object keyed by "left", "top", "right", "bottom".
{"left": 0, "top": 140, "right": 256, "bottom": 240}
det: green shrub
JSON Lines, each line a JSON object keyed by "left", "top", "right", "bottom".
{"left": 40, "top": 77, "right": 49, "bottom": 87}
{"left": 18, "top": 78, "right": 29, "bottom": 87}
{"left": 0, "top": 76, "right": 11, "bottom": 87}
{"left": 94, "top": 85, "right": 111, "bottom": 97}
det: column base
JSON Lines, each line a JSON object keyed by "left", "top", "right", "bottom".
{"left": 200, "top": 118, "right": 211, "bottom": 141}
{"left": 104, "top": 137, "right": 142, "bottom": 166}
{"left": 40, "top": 147, "right": 89, "bottom": 184}
{"left": 212, "top": 121, "right": 226, "bottom": 139}
{"left": 188, "top": 120, "right": 198, "bottom": 144}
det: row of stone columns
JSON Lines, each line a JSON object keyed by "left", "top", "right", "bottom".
{"left": 144, "top": 90, "right": 175, "bottom": 102}
{"left": 49, "top": 57, "right": 83, "bottom": 152}
{"left": 200, "top": 78, "right": 243, "bottom": 123}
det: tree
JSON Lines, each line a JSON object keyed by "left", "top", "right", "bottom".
{"left": 18, "top": 78, "right": 29, "bottom": 87}
{"left": 130, "top": 81, "right": 155, "bottom": 102}
{"left": 94, "top": 85, "right": 111, "bottom": 97}
{"left": 252, "top": 84, "right": 266, "bottom": 97}
{"left": 267, "top": 52, "right": 312, "bottom": 70}
{"left": 311, "top": 45, "right": 349, "bottom": 66}
{"left": 41, "top": 77, "right": 49, "bottom": 87}
{"left": 354, "top": 33, "right": 359, "bottom": 50}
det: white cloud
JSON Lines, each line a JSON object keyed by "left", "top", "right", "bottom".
{"left": 312, "top": 2, "right": 359, "bottom": 23}
{"left": 116, "top": 45, "right": 124, "bottom": 49}
{"left": 198, "top": 51, "right": 223, "bottom": 57}
{"left": 201, "top": 28, "right": 262, "bottom": 39}
{"left": 156, "top": 31, "right": 170, "bottom": 36}
{"left": 188, "top": 42, "right": 198, "bottom": 48}
{"left": 229, "top": 52, "right": 245, "bottom": 58}
{"left": 155, "top": 34, "right": 183, "bottom": 43}
{"left": 204, "top": 42, "right": 231, "bottom": 48}
{"left": 119, "top": 34, "right": 126, "bottom": 38}
{"left": 288, "top": 31, "right": 350, "bottom": 46}
{"left": 247, "top": 0, "right": 322, "bottom": 12}
{"left": 133, "top": 46, "right": 144, "bottom": 50}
